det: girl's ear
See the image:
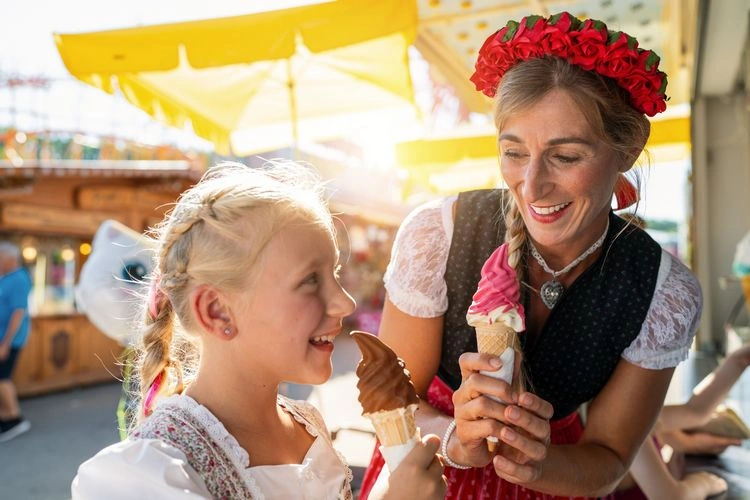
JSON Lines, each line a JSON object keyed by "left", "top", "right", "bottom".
{"left": 190, "top": 285, "right": 236, "bottom": 340}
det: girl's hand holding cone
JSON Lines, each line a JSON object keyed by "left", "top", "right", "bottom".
{"left": 449, "top": 351, "right": 553, "bottom": 484}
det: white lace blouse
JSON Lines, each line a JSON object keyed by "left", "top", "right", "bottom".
{"left": 384, "top": 196, "right": 701, "bottom": 370}
{"left": 71, "top": 395, "right": 352, "bottom": 500}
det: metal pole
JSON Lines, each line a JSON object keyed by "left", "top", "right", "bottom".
{"left": 286, "top": 58, "right": 299, "bottom": 154}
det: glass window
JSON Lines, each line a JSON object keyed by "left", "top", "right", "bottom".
{"left": 13, "top": 235, "right": 85, "bottom": 316}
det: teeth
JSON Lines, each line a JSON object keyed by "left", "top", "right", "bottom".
{"left": 311, "top": 335, "right": 334, "bottom": 343}
{"left": 531, "top": 202, "right": 569, "bottom": 215}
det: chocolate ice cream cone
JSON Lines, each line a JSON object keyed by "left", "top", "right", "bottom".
{"left": 351, "top": 331, "right": 421, "bottom": 470}
{"left": 366, "top": 404, "right": 419, "bottom": 447}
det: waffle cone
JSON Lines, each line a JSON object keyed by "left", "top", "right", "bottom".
{"left": 474, "top": 322, "right": 524, "bottom": 395}
{"left": 475, "top": 322, "right": 521, "bottom": 355}
{"left": 742, "top": 275, "right": 750, "bottom": 311}
{"left": 366, "top": 404, "right": 418, "bottom": 447}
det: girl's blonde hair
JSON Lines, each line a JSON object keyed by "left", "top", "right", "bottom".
{"left": 494, "top": 57, "right": 651, "bottom": 279}
{"left": 135, "top": 160, "right": 332, "bottom": 422}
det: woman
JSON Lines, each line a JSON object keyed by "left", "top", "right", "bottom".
{"left": 360, "top": 12, "right": 700, "bottom": 499}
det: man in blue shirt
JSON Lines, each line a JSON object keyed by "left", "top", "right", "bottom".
{"left": 0, "top": 242, "right": 32, "bottom": 442}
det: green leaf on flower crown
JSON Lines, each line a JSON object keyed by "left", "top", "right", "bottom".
{"left": 548, "top": 12, "right": 565, "bottom": 25}
{"left": 658, "top": 74, "right": 668, "bottom": 94}
{"left": 591, "top": 20, "right": 606, "bottom": 31}
{"left": 524, "top": 15, "right": 543, "bottom": 28}
{"left": 607, "top": 31, "right": 621, "bottom": 45}
{"left": 503, "top": 20, "right": 520, "bottom": 41}
{"left": 568, "top": 16, "right": 582, "bottom": 30}
{"left": 645, "top": 51, "right": 661, "bottom": 71}
{"left": 625, "top": 34, "right": 638, "bottom": 50}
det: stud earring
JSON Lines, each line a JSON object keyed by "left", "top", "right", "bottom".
{"left": 223, "top": 327, "right": 232, "bottom": 335}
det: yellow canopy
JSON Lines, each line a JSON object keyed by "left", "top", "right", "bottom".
{"left": 55, "top": 0, "right": 418, "bottom": 155}
{"left": 396, "top": 116, "right": 691, "bottom": 197}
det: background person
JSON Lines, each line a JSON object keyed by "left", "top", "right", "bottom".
{"left": 615, "top": 343, "right": 750, "bottom": 499}
{"left": 0, "top": 241, "right": 33, "bottom": 443}
{"left": 359, "top": 12, "right": 700, "bottom": 499}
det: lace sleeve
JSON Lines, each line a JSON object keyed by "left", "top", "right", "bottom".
{"left": 622, "top": 251, "right": 702, "bottom": 370}
{"left": 383, "top": 197, "right": 454, "bottom": 318}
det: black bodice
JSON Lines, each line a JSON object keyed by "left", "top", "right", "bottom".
{"left": 440, "top": 190, "right": 661, "bottom": 419}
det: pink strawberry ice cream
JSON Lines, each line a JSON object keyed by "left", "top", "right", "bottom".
{"left": 466, "top": 243, "right": 525, "bottom": 332}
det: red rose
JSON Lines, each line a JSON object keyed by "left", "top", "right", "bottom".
{"left": 568, "top": 39, "right": 606, "bottom": 69}
{"left": 646, "top": 72, "right": 667, "bottom": 93}
{"left": 566, "top": 22, "right": 608, "bottom": 69}
{"left": 477, "top": 28, "right": 506, "bottom": 53}
{"left": 597, "top": 41, "right": 639, "bottom": 79}
{"left": 621, "top": 70, "right": 657, "bottom": 94}
{"left": 513, "top": 41, "right": 544, "bottom": 59}
{"left": 577, "top": 20, "right": 608, "bottom": 42}
{"left": 635, "top": 93, "right": 666, "bottom": 117}
{"left": 514, "top": 16, "right": 547, "bottom": 44}
{"left": 470, "top": 70, "right": 501, "bottom": 97}
{"left": 547, "top": 11, "right": 574, "bottom": 32}
{"left": 605, "top": 32, "right": 637, "bottom": 53}
{"left": 637, "top": 49, "right": 661, "bottom": 73}
{"left": 539, "top": 27, "right": 571, "bottom": 57}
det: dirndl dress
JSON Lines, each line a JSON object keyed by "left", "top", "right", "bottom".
{"left": 358, "top": 376, "right": 612, "bottom": 500}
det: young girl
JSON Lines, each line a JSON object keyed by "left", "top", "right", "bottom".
{"left": 616, "top": 343, "right": 750, "bottom": 499}
{"left": 72, "top": 161, "right": 445, "bottom": 499}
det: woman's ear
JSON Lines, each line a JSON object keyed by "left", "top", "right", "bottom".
{"left": 190, "top": 285, "right": 236, "bottom": 340}
{"left": 619, "top": 146, "right": 643, "bottom": 173}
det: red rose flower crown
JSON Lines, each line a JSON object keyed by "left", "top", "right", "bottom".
{"left": 470, "top": 12, "right": 669, "bottom": 117}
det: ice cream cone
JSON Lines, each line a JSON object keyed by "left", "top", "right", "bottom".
{"left": 474, "top": 322, "right": 524, "bottom": 452}
{"left": 475, "top": 322, "right": 523, "bottom": 393}
{"left": 351, "top": 331, "right": 421, "bottom": 471}
{"left": 475, "top": 322, "right": 520, "bottom": 356}
{"left": 366, "top": 404, "right": 419, "bottom": 447}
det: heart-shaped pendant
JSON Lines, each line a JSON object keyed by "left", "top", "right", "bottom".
{"left": 540, "top": 280, "right": 564, "bottom": 309}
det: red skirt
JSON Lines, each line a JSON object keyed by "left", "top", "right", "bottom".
{"left": 358, "top": 376, "right": 610, "bottom": 500}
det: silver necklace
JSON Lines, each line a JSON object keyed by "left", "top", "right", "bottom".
{"left": 528, "top": 220, "right": 609, "bottom": 309}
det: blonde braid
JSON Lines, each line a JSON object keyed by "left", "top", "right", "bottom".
{"left": 134, "top": 203, "right": 208, "bottom": 422}
{"left": 502, "top": 195, "right": 531, "bottom": 393}
{"left": 137, "top": 297, "right": 174, "bottom": 417}
{"left": 503, "top": 197, "right": 527, "bottom": 282}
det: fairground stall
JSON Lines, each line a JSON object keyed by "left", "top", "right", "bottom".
{"left": 0, "top": 130, "right": 204, "bottom": 395}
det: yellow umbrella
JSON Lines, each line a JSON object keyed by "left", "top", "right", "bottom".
{"left": 396, "top": 116, "right": 691, "bottom": 198}
{"left": 54, "top": 0, "right": 418, "bottom": 155}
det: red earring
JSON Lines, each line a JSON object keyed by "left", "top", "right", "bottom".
{"left": 614, "top": 174, "right": 638, "bottom": 211}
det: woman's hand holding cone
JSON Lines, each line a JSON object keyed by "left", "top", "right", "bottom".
{"left": 451, "top": 352, "right": 553, "bottom": 484}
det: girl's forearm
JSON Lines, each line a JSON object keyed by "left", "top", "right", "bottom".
{"left": 661, "top": 353, "right": 749, "bottom": 430}
{"left": 628, "top": 435, "right": 681, "bottom": 499}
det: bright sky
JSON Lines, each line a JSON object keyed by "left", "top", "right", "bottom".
{"left": 0, "top": 0, "right": 326, "bottom": 148}
{"left": 1, "top": 0, "right": 690, "bottom": 223}
{"left": 2, "top": 0, "right": 322, "bottom": 76}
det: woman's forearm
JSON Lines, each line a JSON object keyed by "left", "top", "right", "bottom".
{"left": 525, "top": 442, "right": 629, "bottom": 497}
{"left": 524, "top": 363, "right": 674, "bottom": 497}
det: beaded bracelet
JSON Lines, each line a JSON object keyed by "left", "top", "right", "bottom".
{"left": 441, "top": 420, "right": 472, "bottom": 470}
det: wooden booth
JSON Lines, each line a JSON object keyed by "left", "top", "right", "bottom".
{"left": 0, "top": 159, "right": 201, "bottom": 396}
